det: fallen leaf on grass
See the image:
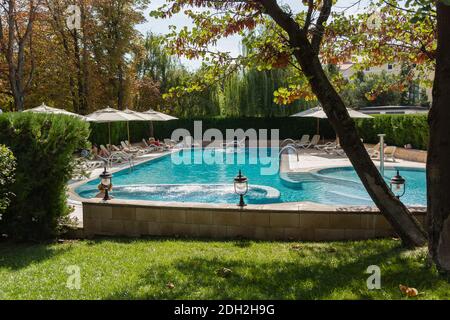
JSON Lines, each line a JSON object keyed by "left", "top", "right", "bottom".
{"left": 290, "top": 244, "right": 302, "bottom": 251}
{"left": 399, "top": 284, "right": 419, "bottom": 297}
{"left": 216, "top": 267, "right": 233, "bottom": 278}
{"left": 166, "top": 282, "right": 175, "bottom": 289}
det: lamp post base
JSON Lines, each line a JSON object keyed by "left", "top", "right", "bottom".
{"left": 237, "top": 195, "right": 246, "bottom": 208}
{"left": 102, "top": 189, "right": 112, "bottom": 201}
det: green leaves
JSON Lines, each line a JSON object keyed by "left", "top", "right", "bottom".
{"left": 0, "top": 113, "right": 90, "bottom": 240}
{"left": 356, "top": 114, "right": 429, "bottom": 150}
{"left": 0, "top": 145, "right": 16, "bottom": 214}
{"left": 149, "top": 0, "right": 435, "bottom": 118}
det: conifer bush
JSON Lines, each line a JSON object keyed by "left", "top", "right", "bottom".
{"left": 0, "top": 113, "right": 90, "bottom": 240}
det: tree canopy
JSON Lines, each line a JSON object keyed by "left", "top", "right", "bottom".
{"left": 151, "top": 0, "right": 436, "bottom": 106}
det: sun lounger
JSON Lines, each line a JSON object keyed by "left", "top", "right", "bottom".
{"left": 325, "top": 144, "right": 346, "bottom": 157}
{"left": 315, "top": 141, "right": 336, "bottom": 151}
{"left": 99, "top": 144, "right": 135, "bottom": 166}
{"left": 318, "top": 137, "right": 345, "bottom": 156}
{"left": 367, "top": 143, "right": 381, "bottom": 158}
{"left": 295, "top": 134, "right": 310, "bottom": 147}
{"left": 383, "top": 146, "right": 397, "bottom": 162}
{"left": 222, "top": 138, "right": 246, "bottom": 148}
{"left": 281, "top": 135, "right": 310, "bottom": 149}
{"left": 142, "top": 139, "right": 157, "bottom": 150}
{"left": 366, "top": 143, "right": 396, "bottom": 162}
{"left": 164, "top": 139, "right": 179, "bottom": 148}
{"left": 120, "top": 141, "right": 140, "bottom": 152}
{"left": 180, "top": 136, "right": 201, "bottom": 148}
{"left": 299, "top": 134, "right": 320, "bottom": 149}
{"left": 143, "top": 139, "right": 165, "bottom": 151}
{"left": 315, "top": 137, "right": 340, "bottom": 151}
{"left": 367, "top": 143, "right": 390, "bottom": 159}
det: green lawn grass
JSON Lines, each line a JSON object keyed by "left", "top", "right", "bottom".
{"left": 0, "top": 238, "right": 448, "bottom": 300}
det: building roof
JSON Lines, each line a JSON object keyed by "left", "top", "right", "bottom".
{"left": 359, "top": 105, "right": 429, "bottom": 114}
{"left": 360, "top": 105, "right": 429, "bottom": 110}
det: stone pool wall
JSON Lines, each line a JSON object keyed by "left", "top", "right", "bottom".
{"left": 364, "top": 144, "right": 427, "bottom": 163}
{"left": 82, "top": 201, "right": 426, "bottom": 241}
{"left": 394, "top": 148, "right": 427, "bottom": 163}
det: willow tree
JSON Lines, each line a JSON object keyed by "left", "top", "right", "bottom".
{"left": 154, "top": 0, "right": 428, "bottom": 247}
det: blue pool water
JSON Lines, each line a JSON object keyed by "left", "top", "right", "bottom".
{"left": 76, "top": 148, "right": 426, "bottom": 206}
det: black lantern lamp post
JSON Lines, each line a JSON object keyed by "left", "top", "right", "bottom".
{"left": 390, "top": 170, "right": 406, "bottom": 199}
{"left": 234, "top": 170, "right": 248, "bottom": 207}
{"left": 99, "top": 166, "right": 113, "bottom": 201}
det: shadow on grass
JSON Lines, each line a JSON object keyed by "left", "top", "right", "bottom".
{"left": 233, "top": 239, "right": 252, "bottom": 248}
{"left": 84, "top": 235, "right": 255, "bottom": 246}
{"left": 103, "top": 239, "right": 443, "bottom": 300}
{"left": 2, "top": 236, "right": 447, "bottom": 299}
{"left": 0, "top": 241, "right": 71, "bottom": 270}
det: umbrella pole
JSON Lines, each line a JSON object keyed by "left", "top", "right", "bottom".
{"left": 108, "top": 122, "right": 111, "bottom": 151}
{"left": 127, "top": 121, "right": 130, "bottom": 144}
{"left": 149, "top": 121, "right": 154, "bottom": 139}
{"left": 317, "top": 119, "right": 324, "bottom": 143}
{"left": 317, "top": 118, "right": 320, "bottom": 135}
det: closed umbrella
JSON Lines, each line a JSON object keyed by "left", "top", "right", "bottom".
{"left": 290, "top": 106, "right": 372, "bottom": 136}
{"left": 86, "top": 107, "right": 144, "bottom": 148}
{"left": 24, "top": 103, "right": 94, "bottom": 121}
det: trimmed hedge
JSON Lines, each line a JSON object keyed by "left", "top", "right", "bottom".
{"left": 89, "top": 117, "right": 335, "bottom": 146}
{"left": 355, "top": 114, "right": 429, "bottom": 150}
{"left": 89, "top": 114, "right": 429, "bottom": 150}
{"left": 0, "top": 113, "right": 90, "bottom": 240}
{"left": 0, "top": 145, "right": 16, "bottom": 215}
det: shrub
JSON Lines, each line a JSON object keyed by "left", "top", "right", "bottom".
{"left": 0, "top": 113, "right": 90, "bottom": 240}
{"left": 0, "top": 145, "right": 16, "bottom": 215}
{"left": 355, "top": 114, "right": 429, "bottom": 150}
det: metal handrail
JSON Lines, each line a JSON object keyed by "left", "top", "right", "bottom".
{"left": 280, "top": 138, "right": 297, "bottom": 148}
{"left": 279, "top": 145, "right": 300, "bottom": 161}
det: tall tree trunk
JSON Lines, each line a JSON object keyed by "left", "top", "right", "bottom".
{"left": 80, "top": 1, "right": 90, "bottom": 113}
{"left": 117, "top": 62, "right": 125, "bottom": 110}
{"left": 73, "top": 29, "right": 86, "bottom": 114}
{"left": 1, "top": 0, "right": 36, "bottom": 112}
{"left": 427, "top": 2, "right": 450, "bottom": 273}
{"left": 47, "top": 0, "right": 79, "bottom": 113}
{"left": 259, "top": 0, "right": 427, "bottom": 247}
{"left": 69, "top": 77, "right": 79, "bottom": 113}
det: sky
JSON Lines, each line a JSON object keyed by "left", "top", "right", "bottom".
{"left": 135, "top": 0, "right": 372, "bottom": 70}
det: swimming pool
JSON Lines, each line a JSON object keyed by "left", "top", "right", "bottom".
{"left": 76, "top": 148, "right": 426, "bottom": 206}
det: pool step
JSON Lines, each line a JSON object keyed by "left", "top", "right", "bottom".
{"left": 326, "top": 189, "right": 372, "bottom": 202}
{"left": 279, "top": 172, "right": 317, "bottom": 189}
{"left": 283, "top": 172, "right": 318, "bottom": 183}
{"left": 280, "top": 171, "right": 362, "bottom": 189}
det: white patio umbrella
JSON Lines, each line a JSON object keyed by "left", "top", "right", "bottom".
{"left": 24, "top": 103, "right": 94, "bottom": 121}
{"left": 290, "top": 106, "right": 372, "bottom": 135}
{"left": 122, "top": 108, "right": 147, "bottom": 143}
{"left": 87, "top": 107, "right": 144, "bottom": 148}
{"left": 140, "top": 108, "right": 178, "bottom": 138}
{"left": 141, "top": 108, "right": 178, "bottom": 121}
